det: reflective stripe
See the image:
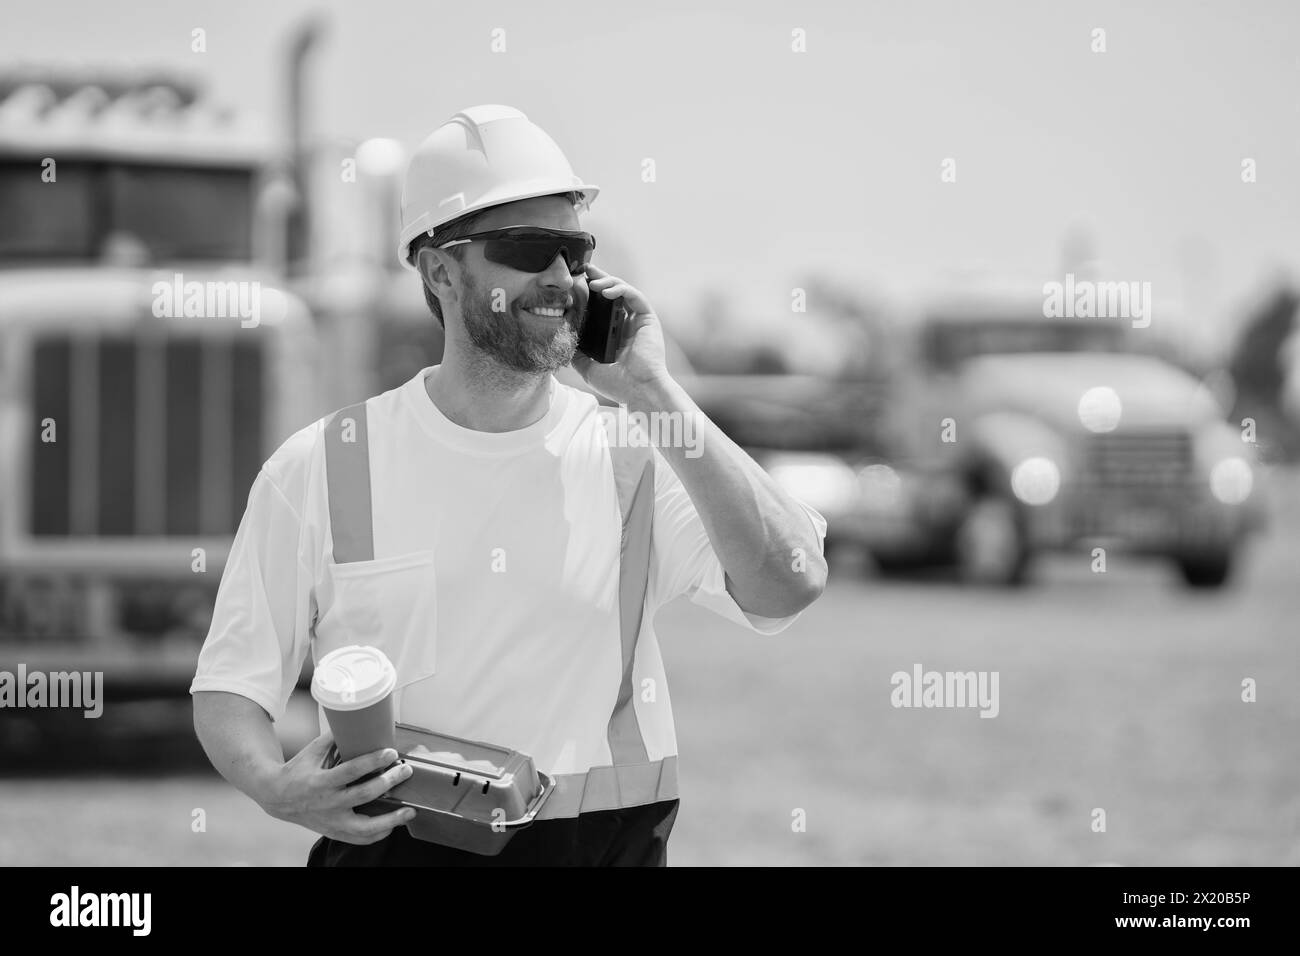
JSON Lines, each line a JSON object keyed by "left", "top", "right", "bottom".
{"left": 537, "top": 756, "right": 679, "bottom": 819}
{"left": 600, "top": 407, "right": 656, "bottom": 767}
{"left": 324, "top": 402, "right": 374, "bottom": 563}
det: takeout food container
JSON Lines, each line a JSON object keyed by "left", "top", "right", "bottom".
{"left": 325, "top": 722, "right": 555, "bottom": 856}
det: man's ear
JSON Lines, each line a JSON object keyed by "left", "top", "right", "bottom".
{"left": 416, "top": 246, "right": 456, "bottom": 305}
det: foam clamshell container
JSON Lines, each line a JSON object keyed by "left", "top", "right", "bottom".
{"left": 323, "top": 721, "right": 555, "bottom": 856}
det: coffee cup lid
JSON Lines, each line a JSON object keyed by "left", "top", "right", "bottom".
{"left": 311, "top": 645, "right": 397, "bottom": 711}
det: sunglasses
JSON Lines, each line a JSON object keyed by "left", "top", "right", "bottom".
{"left": 437, "top": 225, "right": 596, "bottom": 276}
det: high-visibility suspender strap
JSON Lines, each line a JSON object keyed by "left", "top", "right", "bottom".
{"left": 601, "top": 408, "right": 656, "bottom": 771}
{"left": 324, "top": 402, "right": 375, "bottom": 564}
{"left": 537, "top": 756, "right": 679, "bottom": 819}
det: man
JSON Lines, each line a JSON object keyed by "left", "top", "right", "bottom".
{"left": 191, "top": 105, "right": 828, "bottom": 866}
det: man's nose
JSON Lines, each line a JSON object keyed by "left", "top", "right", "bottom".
{"left": 539, "top": 252, "right": 577, "bottom": 288}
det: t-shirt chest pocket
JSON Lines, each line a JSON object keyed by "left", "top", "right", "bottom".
{"left": 313, "top": 550, "right": 439, "bottom": 690}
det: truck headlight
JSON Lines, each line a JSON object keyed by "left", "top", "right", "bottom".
{"left": 1209, "top": 456, "right": 1253, "bottom": 504}
{"left": 858, "top": 463, "right": 903, "bottom": 510}
{"left": 767, "top": 455, "right": 859, "bottom": 514}
{"left": 1011, "top": 456, "right": 1061, "bottom": 505}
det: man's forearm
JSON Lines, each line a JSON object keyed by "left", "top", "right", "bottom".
{"left": 626, "top": 376, "right": 827, "bottom": 619}
{"left": 192, "top": 691, "right": 286, "bottom": 808}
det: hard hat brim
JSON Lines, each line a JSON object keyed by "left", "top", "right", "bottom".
{"left": 399, "top": 182, "right": 600, "bottom": 270}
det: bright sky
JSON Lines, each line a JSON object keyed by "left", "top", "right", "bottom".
{"left": 5, "top": 0, "right": 1298, "bottom": 361}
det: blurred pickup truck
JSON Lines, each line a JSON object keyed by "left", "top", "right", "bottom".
{"left": 665, "top": 368, "right": 890, "bottom": 540}
{"left": 831, "top": 294, "right": 1268, "bottom": 588}
{"left": 556, "top": 343, "right": 892, "bottom": 561}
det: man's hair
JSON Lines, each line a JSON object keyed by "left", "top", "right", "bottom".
{"left": 407, "top": 191, "right": 583, "bottom": 329}
{"left": 407, "top": 210, "right": 490, "bottom": 330}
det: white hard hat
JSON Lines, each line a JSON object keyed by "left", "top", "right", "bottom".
{"left": 397, "top": 104, "right": 600, "bottom": 269}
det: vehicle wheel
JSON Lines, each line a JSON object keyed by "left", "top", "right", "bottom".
{"left": 1177, "top": 551, "right": 1233, "bottom": 588}
{"left": 866, "top": 551, "right": 919, "bottom": 578}
{"left": 954, "top": 496, "right": 1031, "bottom": 587}
{"left": 822, "top": 535, "right": 854, "bottom": 574}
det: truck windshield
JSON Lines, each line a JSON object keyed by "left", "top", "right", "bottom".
{"left": 923, "top": 318, "right": 1126, "bottom": 368}
{"left": 0, "top": 158, "right": 253, "bottom": 261}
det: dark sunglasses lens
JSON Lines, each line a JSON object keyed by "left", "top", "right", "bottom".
{"left": 484, "top": 237, "right": 594, "bottom": 274}
{"left": 565, "top": 242, "right": 595, "bottom": 274}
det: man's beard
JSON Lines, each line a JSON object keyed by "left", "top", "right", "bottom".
{"left": 460, "top": 270, "right": 581, "bottom": 373}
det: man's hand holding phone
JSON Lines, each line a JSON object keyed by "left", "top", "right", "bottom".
{"left": 571, "top": 264, "right": 672, "bottom": 406}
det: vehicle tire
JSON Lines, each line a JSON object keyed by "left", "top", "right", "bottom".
{"left": 867, "top": 551, "right": 920, "bottom": 578}
{"left": 823, "top": 534, "right": 852, "bottom": 573}
{"left": 1177, "top": 551, "right": 1233, "bottom": 589}
{"left": 954, "top": 495, "right": 1031, "bottom": 587}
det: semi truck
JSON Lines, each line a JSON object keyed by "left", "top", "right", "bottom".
{"left": 0, "top": 70, "right": 319, "bottom": 693}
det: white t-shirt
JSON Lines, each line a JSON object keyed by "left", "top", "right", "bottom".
{"left": 190, "top": 366, "right": 827, "bottom": 778}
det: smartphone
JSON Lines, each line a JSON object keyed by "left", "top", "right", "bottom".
{"left": 577, "top": 290, "right": 630, "bottom": 363}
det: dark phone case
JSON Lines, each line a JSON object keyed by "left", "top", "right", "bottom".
{"left": 578, "top": 292, "right": 628, "bottom": 363}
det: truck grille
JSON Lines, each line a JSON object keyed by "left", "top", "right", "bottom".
{"left": 1085, "top": 429, "right": 1193, "bottom": 489}
{"left": 29, "top": 334, "right": 264, "bottom": 537}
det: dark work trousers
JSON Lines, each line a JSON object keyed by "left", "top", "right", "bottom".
{"left": 307, "top": 799, "right": 679, "bottom": 867}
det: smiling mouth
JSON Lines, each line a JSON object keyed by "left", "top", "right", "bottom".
{"left": 522, "top": 305, "right": 568, "bottom": 318}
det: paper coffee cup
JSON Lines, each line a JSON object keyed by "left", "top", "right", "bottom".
{"left": 311, "top": 645, "right": 397, "bottom": 762}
